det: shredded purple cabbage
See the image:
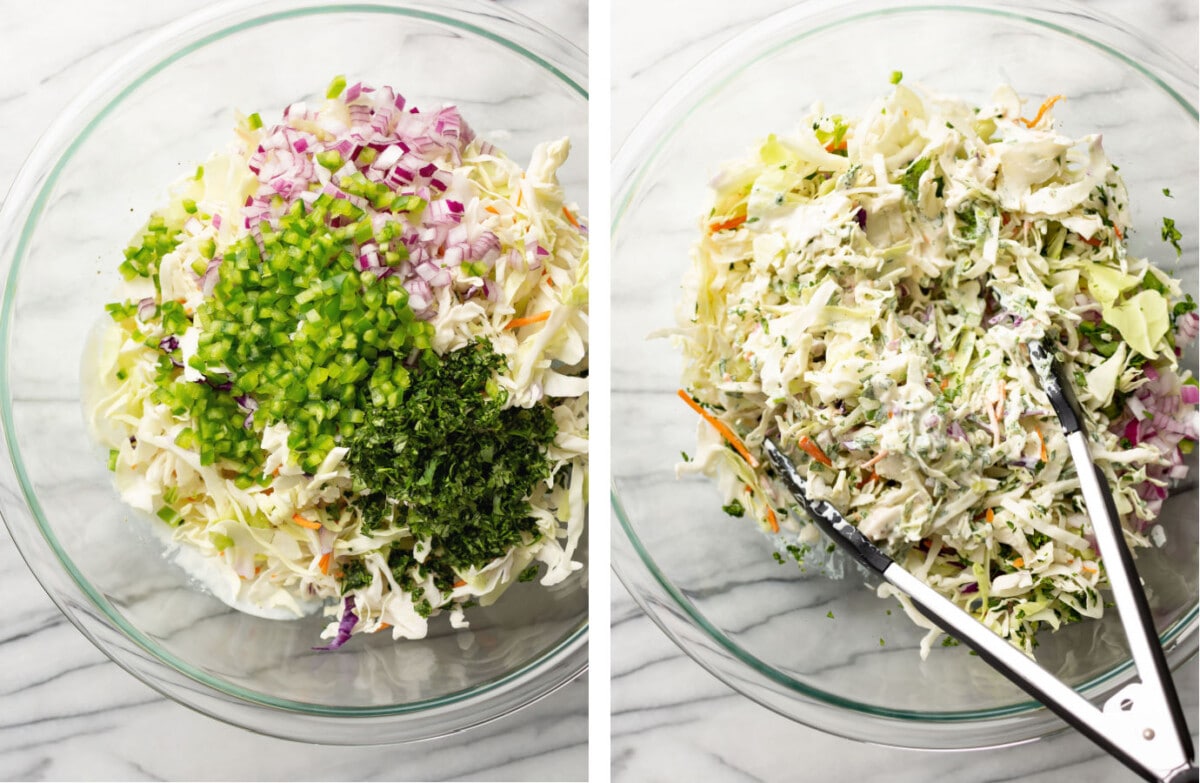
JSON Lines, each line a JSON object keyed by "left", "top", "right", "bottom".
{"left": 313, "top": 596, "right": 358, "bottom": 651}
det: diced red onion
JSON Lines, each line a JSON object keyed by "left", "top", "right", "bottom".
{"left": 137, "top": 297, "right": 157, "bottom": 321}
{"left": 1123, "top": 418, "right": 1141, "bottom": 445}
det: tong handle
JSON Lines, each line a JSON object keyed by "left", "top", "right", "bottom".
{"left": 1068, "top": 431, "right": 1195, "bottom": 769}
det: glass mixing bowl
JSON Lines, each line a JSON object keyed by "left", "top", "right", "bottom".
{"left": 612, "top": 0, "right": 1197, "bottom": 750}
{"left": 0, "top": 0, "right": 587, "bottom": 744}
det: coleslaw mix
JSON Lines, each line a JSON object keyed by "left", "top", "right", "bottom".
{"left": 87, "top": 78, "right": 588, "bottom": 647}
{"left": 672, "top": 81, "right": 1197, "bottom": 656}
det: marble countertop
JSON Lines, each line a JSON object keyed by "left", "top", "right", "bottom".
{"left": 611, "top": 0, "right": 1199, "bottom": 781}
{"left": 0, "top": 1, "right": 586, "bottom": 780}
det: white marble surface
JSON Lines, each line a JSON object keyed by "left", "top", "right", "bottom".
{"left": 0, "top": 1, "right": 586, "bottom": 780}
{"left": 611, "top": 0, "right": 1199, "bottom": 781}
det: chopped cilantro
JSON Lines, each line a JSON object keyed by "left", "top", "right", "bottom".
{"left": 339, "top": 558, "right": 373, "bottom": 594}
{"left": 346, "top": 339, "right": 558, "bottom": 571}
{"left": 900, "top": 157, "right": 931, "bottom": 200}
{"left": 1162, "top": 216, "right": 1182, "bottom": 255}
{"left": 722, "top": 499, "right": 746, "bottom": 517}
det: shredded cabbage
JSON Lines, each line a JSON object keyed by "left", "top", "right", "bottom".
{"left": 671, "top": 83, "right": 1196, "bottom": 656}
{"left": 86, "top": 82, "right": 588, "bottom": 645}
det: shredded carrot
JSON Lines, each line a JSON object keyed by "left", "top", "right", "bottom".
{"left": 940, "top": 377, "right": 950, "bottom": 391}
{"left": 887, "top": 410, "right": 894, "bottom": 419}
{"left": 318, "top": 552, "right": 331, "bottom": 575}
{"left": 1079, "top": 234, "right": 1103, "bottom": 247}
{"left": 863, "top": 450, "right": 888, "bottom": 469}
{"left": 1018, "top": 94, "right": 1064, "bottom": 128}
{"left": 986, "top": 508, "right": 995, "bottom": 524}
{"left": 506, "top": 310, "right": 551, "bottom": 330}
{"left": 373, "top": 623, "right": 392, "bottom": 633}
{"left": 453, "top": 579, "right": 466, "bottom": 588}
{"left": 1013, "top": 557, "right": 1025, "bottom": 568}
{"left": 1035, "top": 427, "right": 1048, "bottom": 461}
{"left": 1001, "top": 212, "right": 1011, "bottom": 226}
{"left": 824, "top": 140, "right": 847, "bottom": 153}
{"left": 273, "top": 467, "right": 281, "bottom": 477}
{"left": 856, "top": 469, "right": 879, "bottom": 489}
{"left": 765, "top": 505, "right": 780, "bottom": 533}
{"left": 562, "top": 205, "right": 581, "bottom": 229}
{"left": 1114, "top": 225, "right": 1123, "bottom": 240}
{"left": 676, "top": 389, "right": 759, "bottom": 468}
{"left": 708, "top": 214, "right": 747, "bottom": 234}
{"left": 797, "top": 435, "right": 833, "bottom": 467}
{"left": 1082, "top": 564, "right": 1098, "bottom": 574}
{"left": 292, "top": 513, "right": 322, "bottom": 530}
{"left": 484, "top": 205, "right": 499, "bottom": 215}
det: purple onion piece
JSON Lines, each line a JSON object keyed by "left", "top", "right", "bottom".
{"left": 137, "top": 297, "right": 157, "bottom": 321}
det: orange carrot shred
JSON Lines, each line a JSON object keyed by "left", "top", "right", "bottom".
{"left": 484, "top": 205, "right": 499, "bottom": 215}
{"left": 797, "top": 435, "right": 833, "bottom": 467}
{"left": 562, "top": 206, "right": 581, "bottom": 229}
{"left": 986, "top": 508, "right": 995, "bottom": 524}
{"left": 318, "top": 552, "right": 331, "bottom": 575}
{"left": 1035, "top": 427, "right": 1048, "bottom": 461}
{"left": 453, "top": 579, "right": 466, "bottom": 588}
{"left": 940, "top": 377, "right": 950, "bottom": 391}
{"left": 708, "top": 214, "right": 747, "bottom": 234}
{"left": 765, "top": 506, "right": 780, "bottom": 534}
{"left": 863, "top": 450, "right": 888, "bottom": 470}
{"left": 292, "top": 513, "right": 322, "bottom": 530}
{"left": 1018, "top": 94, "right": 1064, "bottom": 128}
{"left": 1079, "top": 234, "right": 1103, "bottom": 247}
{"left": 506, "top": 310, "right": 551, "bottom": 330}
{"left": 676, "top": 389, "right": 759, "bottom": 468}
{"left": 1114, "top": 225, "right": 1123, "bottom": 240}
{"left": 1013, "top": 557, "right": 1025, "bottom": 568}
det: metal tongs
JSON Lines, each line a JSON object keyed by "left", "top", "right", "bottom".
{"left": 763, "top": 341, "right": 1196, "bottom": 782}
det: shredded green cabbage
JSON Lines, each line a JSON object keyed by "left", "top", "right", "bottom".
{"left": 671, "top": 83, "right": 1196, "bottom": 657}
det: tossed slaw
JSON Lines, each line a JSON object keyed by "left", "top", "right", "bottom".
{"left": 671, "top": 82, "right": 1196, "bottom": 656}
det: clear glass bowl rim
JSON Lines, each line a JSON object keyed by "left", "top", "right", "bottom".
{"left": 0, "top": 0, "right": 587, "bottom": 738}
{"left": 611, "top": 0, "right": 1198, "bottom": 739}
